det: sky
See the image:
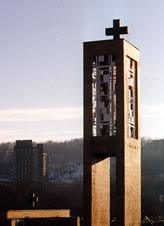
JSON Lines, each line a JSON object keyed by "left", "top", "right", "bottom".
{"left": 0, "top": 0, "right": 163, "bottom": 142}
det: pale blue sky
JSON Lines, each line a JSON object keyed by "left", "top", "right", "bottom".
{"left": 0, "top": 0, "right": 163, "bottom": 141}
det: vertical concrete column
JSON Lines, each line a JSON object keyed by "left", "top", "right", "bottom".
{"left": 77, "top": 217, "right": 80, "bottom": 226}
{"left": 124, "top": 144, "right": 141, "bottom": 226}
{"left": 91, "top": 157, "right": 110, "bottom": 226}
{"left": 116, "top": 144, "right": 141, "bottom": 226}
{"left": 11, "top": 220, "right": 16, "bottom": 226}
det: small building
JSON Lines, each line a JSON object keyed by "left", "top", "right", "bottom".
{"left": 0, "top": 209, "right": 80, "bottom": 226}
{"left": 14, "top": 140, "right": 47, "bottom": 183}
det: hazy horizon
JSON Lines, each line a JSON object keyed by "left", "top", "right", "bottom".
{"left": 0, "top": 136, "right": 163, "bottom": 144}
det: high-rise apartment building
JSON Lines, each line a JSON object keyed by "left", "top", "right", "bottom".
{"left": 14, "top": 140, "right": 47, "bottom": 183}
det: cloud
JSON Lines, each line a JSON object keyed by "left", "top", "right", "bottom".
{"left": 141, "top": 104, "right": 164, "bottom": 119}
{"left": 0, "top": 107, "right": 83, "bottom": 122}
{"left": 141, "top": 104, "right": 164, "bottom": 139}
{"left": 0, "top": 130, "right": 19, "bottom": 135}
{"left": 0, "top": 129, "right": 83, "bottom": 142}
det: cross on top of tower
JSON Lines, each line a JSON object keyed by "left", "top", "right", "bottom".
{"left": 105, "top": 19, "right": 129, "bottom": 40}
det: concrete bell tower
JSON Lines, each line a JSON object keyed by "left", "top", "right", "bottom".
{"left": 83, "top": 19, "right": 141, "bottom": 226}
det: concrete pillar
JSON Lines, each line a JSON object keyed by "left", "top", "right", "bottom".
{"left": 11, "top": 220, "right": 16, "bottom": 226}
{"left": 91, "top": 158, "right": 110, "bottom": 226}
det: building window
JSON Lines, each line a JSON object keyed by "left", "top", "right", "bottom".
{"left": 127, "top": 57, "right": 138, "bottom": 139}
{"left": 92, "top": 55, "right": 116, "bottom": 136}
